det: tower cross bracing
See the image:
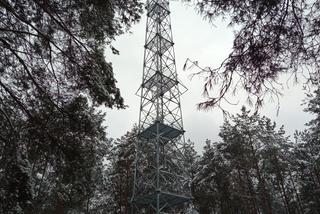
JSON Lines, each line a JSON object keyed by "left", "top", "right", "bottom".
{"left": 131, "top": 0, "right": 191, "bottom": 213}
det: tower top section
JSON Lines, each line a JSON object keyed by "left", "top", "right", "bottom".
{"left": 147, "top": 0, "right": 170, "bottom": 19}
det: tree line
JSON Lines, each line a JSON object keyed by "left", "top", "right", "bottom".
{"left": 93, "top": 88, "right": 320, "bottom": 214}
{"left": 192, "top": 93, "right": 320, "bottom": 213}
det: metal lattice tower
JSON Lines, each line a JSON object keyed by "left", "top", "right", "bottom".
{"left": 131, "top": 0, "right": 191, "bottom": 213}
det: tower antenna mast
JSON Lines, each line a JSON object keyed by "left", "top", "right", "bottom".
{"left": 131, "top": 0, "right": 191, "bottom": 213}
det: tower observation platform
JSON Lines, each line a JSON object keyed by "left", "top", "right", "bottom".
{"left": 131, "top": 0, "right": 191, "bottom": 213}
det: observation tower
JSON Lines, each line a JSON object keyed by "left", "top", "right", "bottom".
{"left": 131, "top": 0, "right": 191, "bottom": 213}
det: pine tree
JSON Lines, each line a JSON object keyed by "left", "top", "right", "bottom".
{"left": 184, "top": 0, "right": 320, "bottom": 109}
{"left": 193, "top": 107, "right": 297, "bottom": 214}
{"left": 294, "top": 88, "right": 320, "bottom": 213}
{"left": 0, "top": 1, "right": 143, "bottom": 213}
{"left": 109, "top": 127, "right": 138, "bottom": 214}
{"left": 28, "top": 97, "right": 110, "bottom": 213}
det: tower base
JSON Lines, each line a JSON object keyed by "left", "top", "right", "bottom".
{"left": 132, "top": 191, "right": 190, "bottom": 210}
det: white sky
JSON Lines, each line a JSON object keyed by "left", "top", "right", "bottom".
{"left": 104, "top": 2, "right": 314, "bottom": 152}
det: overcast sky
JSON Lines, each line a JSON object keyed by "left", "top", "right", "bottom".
{"left": 103, "top": 1, "right": 314, "bottom": 152}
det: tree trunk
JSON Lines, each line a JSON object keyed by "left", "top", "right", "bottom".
{"left": 248, "top": 138, "right": 272, "bottom": 214}
{"left": 288, "top": 168, "right": 303, "bottom": 214}
{"left": 274, "top": 156, "right": 290, "bottom": 214}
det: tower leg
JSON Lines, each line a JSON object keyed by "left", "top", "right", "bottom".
{"left": 157, "top": 192, "right": 160, "bottom": 214}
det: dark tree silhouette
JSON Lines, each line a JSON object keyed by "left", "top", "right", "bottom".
{"left": 0, "top": 0, "right": 143, "bottom": 112}
{"left": 0, "top": 0, "right": 143, "bottom": 212}
{"left": 184, "top": 0, "right": 320, "bottom": 110}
